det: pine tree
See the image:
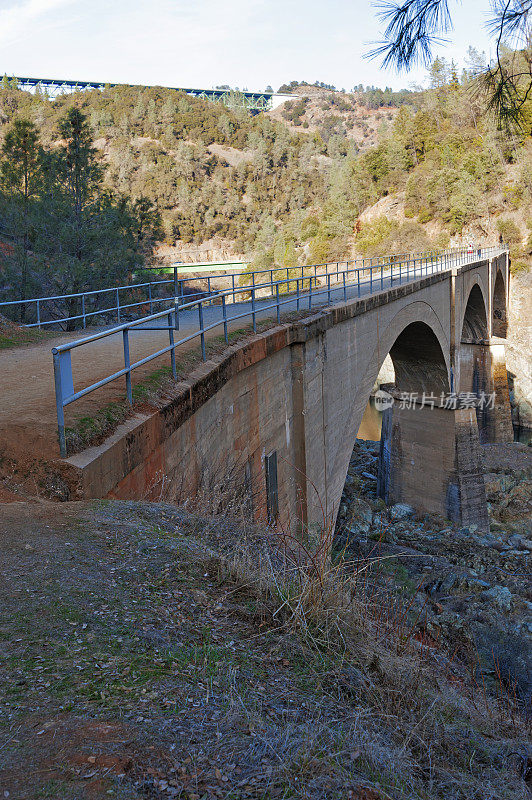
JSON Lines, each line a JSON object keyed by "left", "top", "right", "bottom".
{"left": 0, "top": 119, "right": 43, "bottom": 319}
{"left": 38, "top": 107, "right": 140, "bottom": 326}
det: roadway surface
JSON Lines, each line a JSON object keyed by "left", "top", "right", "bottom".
{"left": 0, "top": 259, "right": 461, "bottom": 462}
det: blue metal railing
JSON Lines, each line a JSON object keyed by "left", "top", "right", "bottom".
{"left": 50, "top": 245, "right": 504, "bottom": 457}
{"left": 0, "top": 248, "right": 450, "bottom": 330}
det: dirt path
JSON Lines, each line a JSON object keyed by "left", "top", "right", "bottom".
{"left": 0, "top": 328, "right": 182, "bottom": 460}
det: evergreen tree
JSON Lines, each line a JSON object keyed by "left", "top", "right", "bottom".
{"left": 0, "top": 119, "right": 43, "bottom": 319}
{"left": 37, "top": 108, "right": 143, "bottom": 326}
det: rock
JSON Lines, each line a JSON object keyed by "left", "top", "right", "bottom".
{"left": 346, "top": 499, "right": 373, "bottom": 534}
{"left": 440, "top": 572, "right": 460, "bottom": 593}
{"left": 461, "top": 576, "right": 491, "bottom": 592}
{"left": 482, "top": 586, "right": 513, "bottom": 611}
{"left": 361, "top": 471, "right": 377, "bottom": 481}
{"left": 389, "top": 503, "right": 415, "bottom": 521}
{"left": 498, "top": 481, "right": 532, "bottom": 520}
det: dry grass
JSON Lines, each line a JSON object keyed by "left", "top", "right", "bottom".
{"left": 193, "top": 488, "right": 531, "bottom": 799}
{"left": 0, "top": 495, "right": 530, "bottom": 799}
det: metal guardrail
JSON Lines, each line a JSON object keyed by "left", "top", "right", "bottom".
{"left": 0, "top": 249, "right": 453, "bottom": 330}
{"left": 51, "top": 246, "right": 504, "bottom": 456}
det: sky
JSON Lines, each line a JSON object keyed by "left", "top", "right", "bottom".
{"left": 0, "top": 0, "right": 495, "bottom": 93}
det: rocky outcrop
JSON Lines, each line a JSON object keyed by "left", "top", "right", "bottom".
{"left": 335, "top": 439, "right": 532, "bottom": 707}
{"left": 507, "top": 271, "right": 532, "bottom": 432}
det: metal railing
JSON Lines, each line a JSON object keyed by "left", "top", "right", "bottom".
{"left": 0, "top": 246, "right": 474, "bottom": 330}
{"left": 50, "top": 245, "right": 505, "bottom": 457}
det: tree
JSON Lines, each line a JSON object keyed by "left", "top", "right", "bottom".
{"left": 370, "top": 0, "right": 532, "bottom": 129}
{"left": 0, "top": 119, "right": 43, "bottom": 318}
{"left": 38, "top": 107, "right": 144, "bottom": 326}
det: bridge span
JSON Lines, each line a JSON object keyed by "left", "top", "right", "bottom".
{"left": 47, "top": 247, "right": 512, "bottom": 534}
{"left": 4, "top": 76, "right": 291, "bottom": 112}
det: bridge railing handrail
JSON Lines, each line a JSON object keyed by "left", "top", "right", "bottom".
{"left": 0, "top": 245, "right": 473, "bottom": 330}
{"left": 50, "top": 245, "right": 506, "bottom": 457}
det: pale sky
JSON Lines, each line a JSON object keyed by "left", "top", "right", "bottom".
{"left": 0, "top": 0, "right": 494, "bottom": 92}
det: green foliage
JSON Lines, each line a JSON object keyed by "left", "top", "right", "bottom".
{"left": 0, "top": 106, "right": 158, "bottom": 323}
{"left": 496, "top": 217, "right": 522, "bottom": 246}
{"left": 355, "top": 216, "right": 434, "bottom": 257}
{"left": 0, "top": 67, "right": 528, "bottom": 300}
{"left": 0, "top": 119, "right": 44, "bottom": 316}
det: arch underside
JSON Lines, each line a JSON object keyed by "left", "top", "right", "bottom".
{"left": 492, "top": 270, "right": 507, "bottom": 338}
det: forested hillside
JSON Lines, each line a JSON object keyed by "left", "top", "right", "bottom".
{"left": 0, "top": 55, "right": 531, "bottom": 309}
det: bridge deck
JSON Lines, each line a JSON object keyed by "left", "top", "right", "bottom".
{"left": 0, "top": 270, "right": 407, "bottom": 463}
{"left": 0, "top": 250, "right": 498, "bottom": 468}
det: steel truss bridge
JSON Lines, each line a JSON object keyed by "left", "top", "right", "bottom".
{"left": 5, "top": 76, "right": 287, "bottom": 112}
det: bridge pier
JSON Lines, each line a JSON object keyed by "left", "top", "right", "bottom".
{"left": 458, "top": 338, "right": 513, "bottom": 443}
{"left": 378, "top": 394, "right": 489, "bottom": 532}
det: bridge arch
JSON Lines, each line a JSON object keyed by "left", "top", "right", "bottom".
{"left": 460, "top": 283, "right": 489, "bottom": 341}
{"left": 492, "top": 269, "right": 508, "bottom": 338}
{"left": 329, "top": 301, "right": 451, "bottom": 475}
{"left": 330, "top": 303, "right": 453, "bottom": 527}
{"left": 362, "top": 300, "right": 451, "bottom": 401}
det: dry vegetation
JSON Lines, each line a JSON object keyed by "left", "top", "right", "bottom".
{"left": 0, "top": 495, "right": 530, "bottom": 799}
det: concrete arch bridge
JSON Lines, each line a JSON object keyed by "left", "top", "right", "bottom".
{"left": 71, "top": 250, "right": 512, "bottom": 534}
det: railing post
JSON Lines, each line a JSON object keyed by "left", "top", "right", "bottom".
{"left": 296, "top": 278, "right": 300, "bottom": 311}
{"left": 148, "top": 283, "right": 153, "bottom": 315}
{"left": 175, "top": 301, "right": 179, "bottom": 330}
{"left": 232, "top": 274, "right": 235, "bottom": 303}
{"left": 370, "top": 267, "right": 373, "bottom": 293}
{"left": 36, "top": 299, "right": 41, "bottom": 329}
{"left": 173, "top": 266, "right": 178, "bottom": 300}
{"left": 309, "top": 277, "right": 312, "bottom": 309}
{"left": 276, "top": 283, "right": 280, "bottom": 323}
{"left": 222, "top": 294, "right": 228, "bottom": 343}
{"left": 399, "top": 259, "right": 402, "bottom": 284}
{"left": 168, "top": 311, "right": 177, "bottom": 379}
{"left": 207, "top": 276, "right": 211, "bottom": 305}
{"left": 251, "top": 287, "right": 256, "bottom": 332}
{"left": 327, "top": 273, "right": 331, "bottom": 304}
{"left": 53, "top": 350, "right": 67, "bottom": 458}
{"left": 381, "top": 262, "right": 384, "bottom": 290}
{"left": 346, "top": 270, "right": 349, "bottom": 301}
{"left": 116, "top": 287, "right": 120, "bottom": 323}
{"left": 123, "top": 329, "right": 132, "bottom": 404}
{"left": 198, "top": 302, "right": 206, "bottom": 360}
{"left": 82, "top": 294, "right": 86, "bottom": 328}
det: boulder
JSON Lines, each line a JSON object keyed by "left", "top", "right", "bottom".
{"left": 346, "top": 499, "right": 374, "bottom": 535}
{"left": 482, "top": 586, "right": 513, "bottom": 612}
{"left": 389, "top": 503, "right": 415, "bottom": 521}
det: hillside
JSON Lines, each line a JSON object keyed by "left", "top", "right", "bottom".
{"left": 0, "top": 63, "right": 531, "bottom": 298}
{"left": 268, "top": 84, "right": 405, "bottom": 151}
